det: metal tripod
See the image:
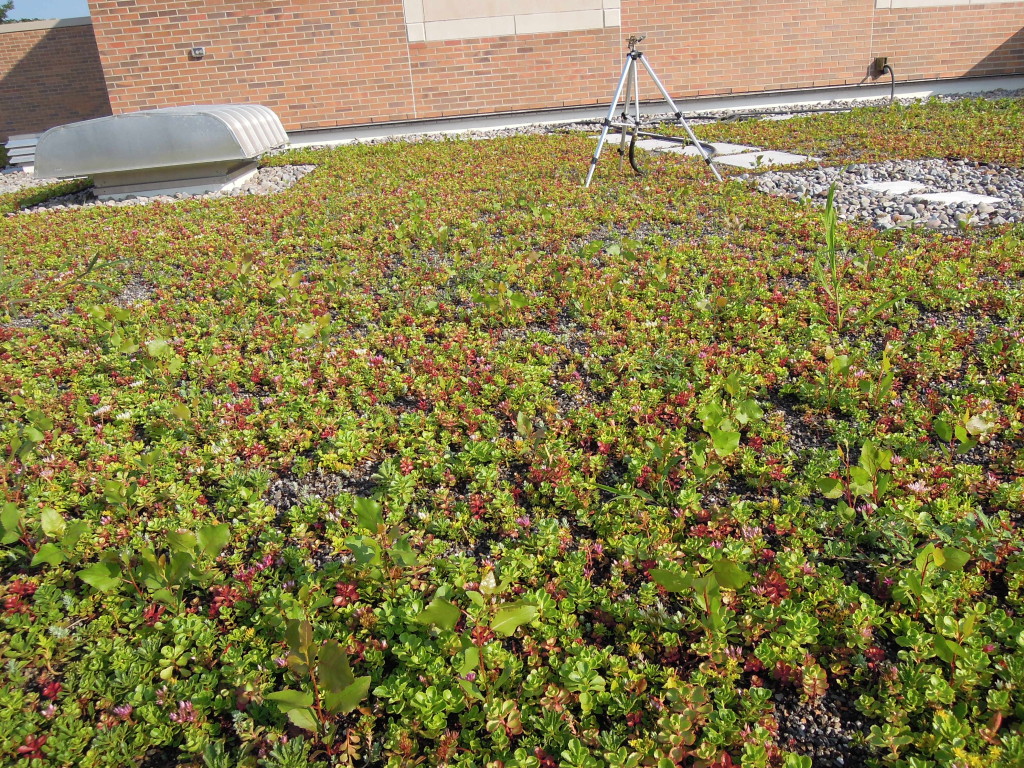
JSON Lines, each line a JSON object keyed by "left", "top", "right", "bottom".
{"left": 584, "top": 35, "right": 722, "bottom": 187}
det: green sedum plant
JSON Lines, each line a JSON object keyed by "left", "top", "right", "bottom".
{"left": 0, "top": 97, "right": 1023, "bottom": 768}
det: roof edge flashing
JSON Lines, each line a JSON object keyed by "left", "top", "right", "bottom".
{"left": 0, "top": 17, "right": 92, "bottom": 34}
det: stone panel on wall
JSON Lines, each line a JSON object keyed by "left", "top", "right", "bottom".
{"left": 401, "top": 0, "right": 621, "bottom": 42}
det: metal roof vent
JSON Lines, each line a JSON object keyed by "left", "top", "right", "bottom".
{"left": 4, "top": 133, "right": 41, "bottom": 172}
{"left": 34, "top": 104, "right": 289, "bottom": 200}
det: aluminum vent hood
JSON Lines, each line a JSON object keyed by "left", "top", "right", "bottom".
{"left": 35, "top": 104, "right": 290, "bottom": 199}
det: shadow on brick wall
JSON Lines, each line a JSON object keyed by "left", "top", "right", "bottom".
{"left": 0, "top": 25, "right": 112, "bottom": 144}
{"left": 968, "top": 27, "right": 1024, "bottom": 78}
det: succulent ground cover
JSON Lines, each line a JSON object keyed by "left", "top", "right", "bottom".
{"left": 692, "top": 97, "right": 1024, "bottom": 166}
{"left": 1, "top": 98, "right": 1023, "bottom": 768}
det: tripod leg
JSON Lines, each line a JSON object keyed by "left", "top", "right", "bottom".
{"left": 627, "top": 54, "right": 642, "bottom": 167}
{"left": 585, "top": 55, "right": 634, "bottom": 188}
{"left": 618, "top": 58, "right": 633, "bottom": 170}
{"left": 638, "top": 56, "right": 723, "bottom": 182}
{"left": 619, "top": 57, "right": 634, "bottom": 124}
{"left": 632, "top": 53, "right": 642, "bottom": 128}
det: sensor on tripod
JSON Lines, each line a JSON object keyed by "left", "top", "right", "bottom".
{"left": 584, "top": 34, "right": 722, "bottom": 187}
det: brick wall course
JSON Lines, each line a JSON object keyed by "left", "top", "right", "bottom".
{"left": 86, "top": 0, "right": 1024, "bottom": 132}
{"left": 3, "top": 1, "right": 1022, "bottom": 143}
{"left": 0, "top": 23, "right": 112, "bottom": 144}
{"left": 88, "top": 0, "right": 417, "bottom": 127}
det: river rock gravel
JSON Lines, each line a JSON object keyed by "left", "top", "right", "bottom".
{"left": 8, "top": 164, "right": 315, "bottom": 215}
{"left": 746, "top": 159, "right": 1024, "bottom": 231}
{"left": 0, "top": 169, "right": 65, "bottom": 196}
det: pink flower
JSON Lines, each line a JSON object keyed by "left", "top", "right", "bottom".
{"left": 333, "top": 582, "right": 360, "bottom": 607}
{"left": 169, "top": 700, "right": 196, "bottom": 723}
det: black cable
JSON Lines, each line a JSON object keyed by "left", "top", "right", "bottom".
{"left": 882, "top": 64, "right": 895, "bottom": 105}
{"left": 628, "top": 129, "right": 644, "bottom": 176}
{"left": 624, "top": 130, "right": 717, "bottom": 176}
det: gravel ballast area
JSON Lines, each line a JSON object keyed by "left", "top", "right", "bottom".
{"left": 615, "top": 86, "right": 1024, "bottom": 127}
{"left": 307, "top": 87, "right": 1024, "bottom": 145}
{"left": 6, "top": 164, "right": 315, "bottom": 215}
{"left": 4, "top": 85, "right": 1021, "bottom": 218}
{"left": 746, "top": 159, "right": 1024, "bottom": 231}
{"left": 0, "top": 169, "right": 64, "bottom": 196}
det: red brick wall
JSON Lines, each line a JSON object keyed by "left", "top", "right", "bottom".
{"left": 873, "top": 5, "right": 1024, "bottom": 81}
{"left": 85, "top": 0, "right": 1024, "bottom": 133}
{"left": 0, "top": 21, "right": 112, "bottom": 144}
{"left": 407, "top": 1, "right": 881, "bottom": 120}
{"left": 407, "top": 1, "right": 1024, "bottom": 119}
{"left": 88, "top": 0, "right": 415, "bottom": 130}
{"left": 408, "top": 28, "right": 621, "bottom": 119}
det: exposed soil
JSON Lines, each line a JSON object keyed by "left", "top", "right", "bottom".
{"left": 264, "top": 464, "right": 379, "bottom": 514}
{"left": 115, "top": 277, "right": 155, "bottom": 306}
{"left": 770, "top": 392, "right": 836, "bottom": 455}
{"left": 773, "top": 688, "right": 879, "bottom": 767}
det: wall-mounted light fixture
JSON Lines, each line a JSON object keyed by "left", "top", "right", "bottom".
{"left": 190, "top": 46, "right": 206, "bottom": 59}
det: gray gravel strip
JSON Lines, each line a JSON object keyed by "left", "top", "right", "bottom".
{"left": 4, "top": 86, "right": 1020, "bottom": 215}
{"left": 293, "top": 87, "right": 1024, "bottom": 147}
{"left": 11, "top": 165, "right": 315, "bottom": 215}
{"left": 746, "top": 159, "right": 1024, "bottom": 231}
{"left": 0, "top": 169, "right": 66, "bottom": 196}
